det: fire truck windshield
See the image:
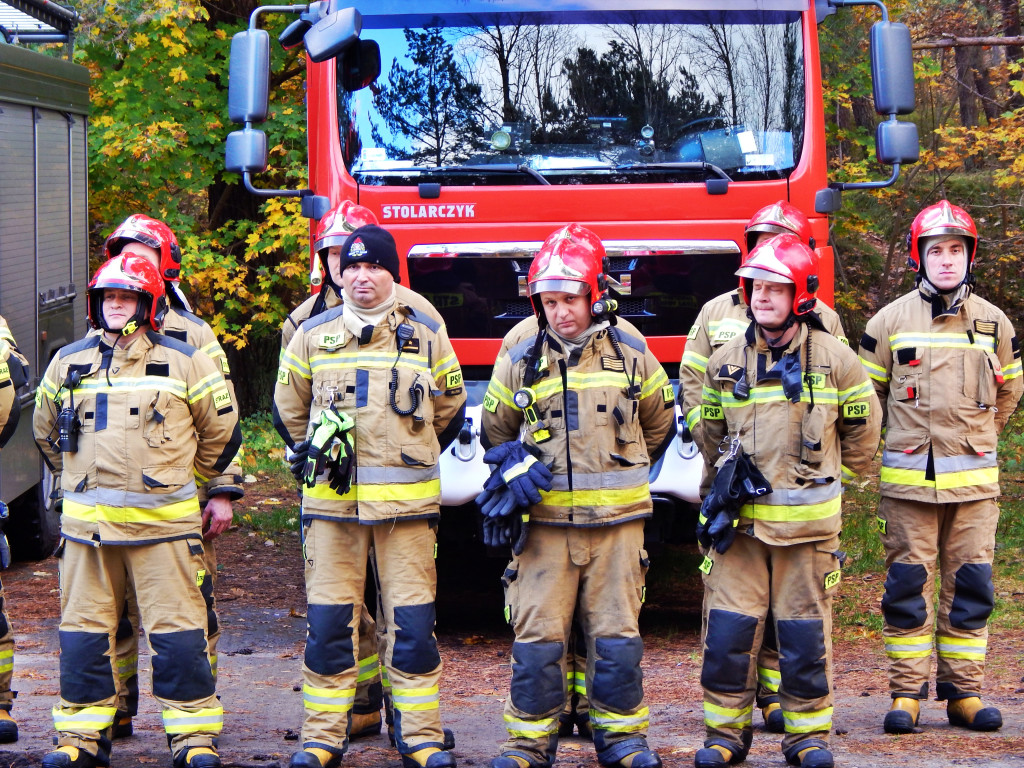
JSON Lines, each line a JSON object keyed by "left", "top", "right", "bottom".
{"left": 340, "top": 4, "right": 805, "bottom": 186}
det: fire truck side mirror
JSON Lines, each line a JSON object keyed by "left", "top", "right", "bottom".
{"left": 225, "top": 128, "right": 268, "bottom": 175}
{"left": 870, "top": 21, "right": 915, "bottom": 116}
{"left": 228, "top": 29, "right": 270, "bottom": 124}
{"left": 340, "top": 39, "right": 381, "bottom": 92}
{"left": 303, "top": 6, "right": 362, "bottom": 64}
{"left": 875, "top": 119, "right": 919, "bottom": 166}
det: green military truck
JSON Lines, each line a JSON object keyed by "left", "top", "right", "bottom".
{"left": 0, "top": 13, "right": 90, "bottom": 558}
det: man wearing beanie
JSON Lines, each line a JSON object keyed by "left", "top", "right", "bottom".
{"left": 274, "top": 223, "right": 466, "bottom": 768}
{"left": 860, "top": 201, "right": 1022, "bottom": 735}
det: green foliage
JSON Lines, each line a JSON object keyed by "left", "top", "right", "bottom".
{"left": 239, "top": 411, "right": 288, "bottom": 476}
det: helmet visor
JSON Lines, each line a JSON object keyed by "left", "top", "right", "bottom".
{"left": 529, "top": 278, "right": 590, "bottom": 296}
{"left": 736, "top": 266, "right": 793, "bottom": 284}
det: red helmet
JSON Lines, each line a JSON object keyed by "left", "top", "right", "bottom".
{"left": 907, "top": 200, "right": 977, "bottom": 275}
{"left": 104, "top": 214, "right": 182, "bottom": 282}
{"left": 313, "top": 202, "right": 381, "bottom": 289}
{"left": 527, "top": 224, "right": 606, "bottom": 314}
{"left": 744, "top": 201, "right": 813, "bottom": 255}
{"left": 87, "top": 254, "right": 168, "bottom": 334}
{"left": 737, "top": 233, "right": 819, "bottom": 316}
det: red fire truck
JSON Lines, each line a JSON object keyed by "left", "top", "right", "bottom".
{"left": 227, "top": 0, "right": 918, "bottom": 526}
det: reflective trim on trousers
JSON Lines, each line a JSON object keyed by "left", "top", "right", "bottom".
{"left": 392, "top": 685, "right": 440, "bottom": 712}
{"left": 117, "top": 652, "right": 138, "bottom": 681}
{"left": 567, "top": 670, "right": 586, "bottom": 695}
{"left": 703, "top": 702, "right": 752, "bottom": 730}
{"left": 303, "top": 684, "right": 356, "bottom": 713}
{"left": 884, "top": 634, "right": 933, "bottom": 659}
{"left": 0, "top": 648, "right": 13, "bottom": 675}
{"left": 162, "top": 706, "right": 224, "bottom": 734}
{"left": 356, "top": 654, "right": 380, "bottom": 684}
{"left": 53, "top": 705, "right": 117, "bottom": 733}
{"left": 783, "top": 706, "right": 833, "bottom": 734}
{"left": 936, "top": 635, "right": 987, "bottom": 661}
{"left": 503, "top": 713, "right": 557, "bottom": 739}
{"left": 590, "top": 706, "right": 649, "bottom": 733}
{"left": 757, "top": 666, "right": 781, "bottom": 694}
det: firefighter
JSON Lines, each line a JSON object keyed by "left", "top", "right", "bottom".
{"left": 102, "top": 214, "right": 244, "bottom": 740}
{"left": 0, "top": 317, "right": 30, "bottom": 743}
{"left": 480, "top": 223, "right": 675, "bottom": 768}
{"left": 858, "top": 201, "right": 1023, "bottom": 734}
{"left": 274, "top": 224, "right": 466, "bottom": 768}
{"left": 280, "top": 203, "right": 455, "bottom": 750}
{"left": 693, "top": 234, "right": 880, "bottom": 768}
{"left": 33, "top": 254, "right": 242, "bottom": 768}
{"left": 679, "top": 201, "right": 847, "bottom": 735}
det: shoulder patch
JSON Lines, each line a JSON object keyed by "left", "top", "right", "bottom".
{"left": 687, "top": 323, "right": 700, "bottom": 338}
{"left": 859, "top": 334, "right": 877, "bottom": 354}
{"left": 609, "top": 326, "right": 646, "bottom": 354}
{"left": 277, "top": 368, "right": 290, "bottom": 386}
{"left": 483, "top": 391, "right": 499, "bottom": 413}
{"left": 974, "top": 320, "right": 997, "bottom": 336}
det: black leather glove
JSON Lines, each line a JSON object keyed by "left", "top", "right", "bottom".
{"left": 325, "top": 431, "right": 355, "bottom": 495}
{"left": 288, "top": 440, "right": 311, "bottom": 485}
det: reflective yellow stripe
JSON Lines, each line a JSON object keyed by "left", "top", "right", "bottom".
{"left": 303, "top": 478, "right": 440, "bottom": 502}
{"left": 503, "top": 713, "right": 557, "bottom": 738}
{"left": 936, "top": 635, "right": 986, "bottom": 660}
{"left": 742, "top": 496, "right": 841, "bottom": 523}
{"left": 53, "top": 705, "right": 118, "bottom": 732}
{"left": 540, "top": 483, "right": 650, "bottom": 508}
{"left": 703, "top": 702, "right": 752, "bottom": 729}
{"left": 783, "top": 706, "right": 833, "bottom": 734}
{"left": 757, "top": 666, "right": 781, "bottom": 693}
{"left": 591, "top": 706, "right": 649, "bottom": 732}
{"left": 162, "top": 706, "right": 224, "bottom": 734}
{"left": 880, "top": 465, "right": 998, "bottom": 490}
{"left": 486, "top": 378, "right": 517, "bottom": 409}
{"left": 356, "top": 654, "right": 379, "bottom": 683}
{"left": 682, "top": 349, "right": 709, "bottom": 374}
{"left": 883, "top": 635, "right": 933, "bottom": 659}
{"left": 1004, "top": 359, "right": 1022, "bottom": 380}
{"left": 63, "top": 497, "right": 200, "bottom": 524}
{"left": 392, "top": 686, "right": 440, "bottom": 712}
{"left": 639, "top": 368, "right": 670, "bottom": 400}
{"left": 303, "top": 684, "right": 355, "bottom": 712}
{"left": 116, "top": 652, "right": 138, "bottom": 680}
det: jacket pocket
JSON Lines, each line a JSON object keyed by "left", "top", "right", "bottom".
{"left": 883, "top": 431, "right": 929, "bottom": 455}
{"left": 400, "top": 443, "right": 437, "bottom": 468}
{"left": 964, "top": 431, "right": 997, "bottom": 455}
{"left": 962, "top": 348, "right": 999, "bottom": 407}
{"left": 141, "top": 464, "right": 192, "bottom": 492}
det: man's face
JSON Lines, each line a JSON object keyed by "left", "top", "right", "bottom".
{"left": 924, "top": 237, "right": 968, "bottom": 291}
{"left": 120, "top": 241, "right": 161, "bottom": 272}
{"left": 102, "top": 288, "right": 140, "bottom": 331}
{"left": 341, "top": 260, "right": 394, "bottom": 308}
{"left": 539, "top": 290, "right": 592, "bottom": 338}
{"left": 749, "top": 279, "right": 795, "bottom": 329}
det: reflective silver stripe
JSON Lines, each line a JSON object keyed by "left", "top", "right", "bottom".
{"left": 355, "top": 465, "right": 440, "bottom": 484}
{"left": 934, "top": 454, "right": 998, "bottom": 472}
{"left": 549, "top": 466, "right": 649, "bottom": 492}
{"left": 881, "top": 450, "right": 928, "bottom": 470}
{"left": 753, "top": 479, "right": 841, "bottom": 507}
{"left": 66, "top": 481, "right": 199, "bottom": 509}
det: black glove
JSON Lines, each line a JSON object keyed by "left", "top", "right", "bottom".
{"left": 707, "top": 509, "right": 738, "bottom": 554}
{"left": 288, "top": 440, "right": 311, "bottom": 485}
{"left": 481, "top": 514, "right": 510, "bottom": 548}
{"left": 510, "top": 511, "right": 530, "bottom": 556}
{"left": 325, "top": 431, "right": 355, "bottom": 495}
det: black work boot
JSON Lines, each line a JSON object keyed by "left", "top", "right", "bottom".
{"left": 761, "top": 701, "right": 785, "bottom": 734}
{"left": 947, "top": 697, "right": 1002, "bottom": 731}
{"left": 790, "top": 746, "right": 833, "bottom": 768}
{"left": 694, "top": 745, "right": 738, "bottom": 768}
{"left": 111, "top": 710, "right": 133, "bottom": 739}
{"left": 0, "top": 709, "right": 17, "bottom": 743}
{"left": 41, "top": 747, "right": 101, "bottom": 768}
{"left": 289, "top": 748, "right": 342, "bottom": 768}
{"left": 174, "top": 747, "right": 221, "bottom": 768}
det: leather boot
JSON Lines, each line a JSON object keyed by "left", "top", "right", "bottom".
{"left": 402, "top": 746, "right": 456, "bottom": 768}
{"left": 694, "top": 745, "right": 734, "bottom": 768}
{"left": 793, "top": 747, "right": 833, "bottom": 768}
{"left": 174, "top": 747, "right": 221, "bottom": 768}
{"left": 350, "top": 710, "right": 383, "bottom": 740}
{"left": 289, "top": 748, "right": 341, "bottom": 768}
{"left": 0, "top": 709, "right": 17, "bottom": 743}
{"left": 41, "top": 747, "right": 100, "bottom": 768}
{"left": 762, "top": 701, "right": 784, "bottom": 734}
{"left": 111, "top": 711, "right": 133, "bottom": 739}
{"left": 947, "top": 697, "right": 1002, "bottom": 731}
{"left": 883, "top": 697, "right": 920, "bottom": 734}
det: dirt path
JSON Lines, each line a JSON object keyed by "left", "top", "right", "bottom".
{"left": 0, "top": 529, "right": 1021, "bottom": 768}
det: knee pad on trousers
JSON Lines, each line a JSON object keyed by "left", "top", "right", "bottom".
{"left": 199, "top": 570, "right": 219, "bottom": 638}
{"left": 510, "top": 640, "right": 565, "bottom": 715}
{"left": 592, "top": 636, "right": 644, "bottom": 711}
{"left": 949, "top": 563, "right": 994, "bottom": 630}
{"left": 305, "top": 603, "right": 356, "bottom": 676}
{"left": 701, "top": 610, "right": 758, "bottom": 694}
{"left": 149, "top": 628, "right": 215, "bottom": 702}
{"left": 881, "top": 563, "right": 928, "bottom": 629}
{"left": 59, "top": 630, "right": 117, "bottom": 703}
{"left": 392, "top": 604, "right": 441, "bottom": 675}
{"left": 776, "top": 619, "right": 829, "bottom": 700}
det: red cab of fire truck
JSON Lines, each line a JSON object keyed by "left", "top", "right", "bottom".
{"left": 226, "top": 0, "right": 918, "bottom": 528}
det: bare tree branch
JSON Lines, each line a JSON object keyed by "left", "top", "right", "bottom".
{"left": 913, "top": 35, "right": 1024, "bottom": 50}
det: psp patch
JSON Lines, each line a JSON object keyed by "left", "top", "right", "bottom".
{"left": 824, "top": 569, "right": 841, "bottom": 591}
{"left": 876, "top": 516, "right": 887, "bottom": 535}
{"left": 196, "top": 569, "right": 207, "bottom": 588}
{"left": 277, "top": 368, "right": 289, "bottom": 386}
{"left": 687, "top": 323, "right": 700, "bottom": 338}
{"left": 445, "top": 370, "right": 463, "bottom": 389}
{"left": 318, "top": 333, "right": 344, "bottom": 348}
{"left": 662, "top": 384, "right": 675, "bottom": 403}
{"left": 702, "top": 403, "right": 723, "bottom": 421}
{"left": 699, "top": 555, "right": 713, "bottom": 575}
{"left": 805, "top": 372, "right": 826, "bottom": 389}
{"left": 843, "top": 401, "right": 871, "bottom": 419}
{"left": 483, "top": 392, "right": 499, "bottom": 413}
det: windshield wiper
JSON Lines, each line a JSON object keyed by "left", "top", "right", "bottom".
{"left": 430, "top": 164, "right": 552, "bottom": 185}
{"left": 614, "top": 161, "right": 733, "bottom": 182}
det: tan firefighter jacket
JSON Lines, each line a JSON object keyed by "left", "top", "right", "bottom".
{"left": 274, "top": 290, "right": 466, "bottom": 523}
{"left": 0, "top": 316, "right": 29, "bottom": 449}
{"left": 680, "top": 289, "right": 847, "bottom": 432}
{"left": 33, "top": 331, "right": 242, "bottom": 546}
{"left": 697, "top": 321, "right": 880, "bottom": 546}
{"left": 482, "top": 316, "right": 675, "bottom": 527}
{"left": 859, "top": 288, "right": 1023, "bottom": 503}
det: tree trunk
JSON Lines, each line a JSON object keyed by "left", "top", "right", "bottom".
{"left": 1001, "top": 0, "right": 1024, "bottom": 108}
{"left": 955, "top": 44, "right": 981, "bottom": 128}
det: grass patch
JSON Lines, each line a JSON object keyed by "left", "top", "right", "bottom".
{"left": 236, "top": 411, "right": 300, "bottom": 536}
